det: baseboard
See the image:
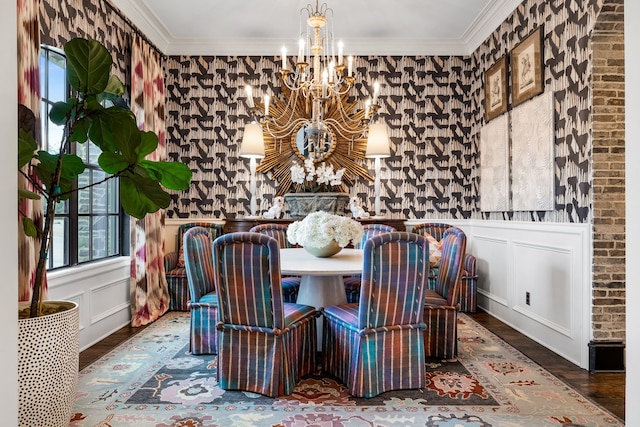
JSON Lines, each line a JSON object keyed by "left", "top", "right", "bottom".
{"left": 588, "top": 341, "right": 625, "bottom": 372}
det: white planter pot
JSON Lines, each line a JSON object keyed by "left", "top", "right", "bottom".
{"left": 18, "top": 300, "right": 80, "bottom": 427}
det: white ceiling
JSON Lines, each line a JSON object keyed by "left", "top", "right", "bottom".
{"left": 111, "top": 0, "right": 522, "bottom": 56}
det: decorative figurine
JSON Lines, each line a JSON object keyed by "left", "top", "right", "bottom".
{"left": 349, "top": 197, "right": 370, "bottom": 219}
{"left": 263, "top": 196, "right": 285, "bottom": 219}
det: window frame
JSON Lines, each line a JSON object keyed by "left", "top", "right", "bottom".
{"left": 40, "top": 44, "right": 127, "bottom": 270}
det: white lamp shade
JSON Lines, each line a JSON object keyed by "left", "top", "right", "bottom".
{"left": 239, "top": 123, "right": 265, "bottom": 158}
{"left": 365, "top": 123, "right": 391, "bottom": 158}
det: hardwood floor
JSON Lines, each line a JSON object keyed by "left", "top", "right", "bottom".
{"left": 79, "top": 309, "right": 625, "bottom": 421}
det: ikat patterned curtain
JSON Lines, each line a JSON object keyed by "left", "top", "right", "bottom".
{"left": 129, "top": 35, "right": 170, "bottom": 326}
{"left": 17, "top": 0, "right": 44, "bottom": 302}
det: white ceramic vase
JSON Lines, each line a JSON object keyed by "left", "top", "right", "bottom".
{"left": 303, "top": 240, "right": 343, "bottom": 258}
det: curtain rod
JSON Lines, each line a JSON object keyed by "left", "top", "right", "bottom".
{"left": 105, "top": 0, "right": 166, "bottom": 57}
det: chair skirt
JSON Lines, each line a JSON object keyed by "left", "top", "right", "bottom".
{"left": 217, "top": 308, "right": 316, "bottom": 397}
{"left": 423, "top": 305, "right": 457, "bottom": 359}
{"left": 188, "top": 297, "right": 218, "bottom": 355}
{"left": 322, "top": 308, "right": 426, "bottom": 398}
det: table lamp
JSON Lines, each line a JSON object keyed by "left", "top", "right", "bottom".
{"left": 365, "top": 123, "right": 391, "bottom": 218}
{"left": 239, "top": 123, "right": 265, "bottom": 218}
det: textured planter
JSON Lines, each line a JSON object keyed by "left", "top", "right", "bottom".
{"left": 303, "top": 239, "right": 343, "bottom": 258}
{"left": 18, "top": 300, "right": 80, "bottom": 427}
{"left": 284, "top": 192, "right": 350, "bottom": 218}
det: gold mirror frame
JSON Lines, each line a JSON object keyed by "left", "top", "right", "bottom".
{"left": 256, "top": 85, "right": 373, "bottom": 196}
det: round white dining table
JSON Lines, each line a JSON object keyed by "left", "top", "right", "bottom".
{"left": 280, "top": 247, "right": 363, "bottom": 308}
{"left": 279, "top": 247, "right": 363, "bottom": 346}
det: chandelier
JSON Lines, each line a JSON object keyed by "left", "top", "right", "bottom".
{"left": 242, "top": 1, "right": 382, "bottom": 195}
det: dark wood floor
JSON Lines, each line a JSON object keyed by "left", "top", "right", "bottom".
{"left": 79, "top": 309, "right": 625, "bottom": 421}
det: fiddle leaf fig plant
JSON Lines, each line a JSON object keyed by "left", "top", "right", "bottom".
{"left": 18, "top": 38, "right": 192, "bottom": 318}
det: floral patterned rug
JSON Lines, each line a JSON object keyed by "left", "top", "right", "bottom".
{"left": 71, "top": 312, "right": 623, "bottom": 426}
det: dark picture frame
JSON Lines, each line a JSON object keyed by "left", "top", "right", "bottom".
{"left": 484, "top": 56, "right": 508, "bottom": 121}
{"left": 511, "top": 26, "right": 544, "bottom": 107}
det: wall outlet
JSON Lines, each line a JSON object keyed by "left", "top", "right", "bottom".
{"left": 525, "top": 292, "right": 531, "bottom": 305}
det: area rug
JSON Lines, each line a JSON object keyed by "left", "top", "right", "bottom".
{"left": 71, "top": 312, "right": 623, "bottom": 426}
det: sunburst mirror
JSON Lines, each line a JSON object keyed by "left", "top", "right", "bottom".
{"left": 255, "top": 84, "right": 374, "bottom": 196}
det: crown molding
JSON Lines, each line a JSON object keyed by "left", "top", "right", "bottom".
{"left": 112, "top": 0, "right": 521, "bottom": 57}
{"left": 111, "top": 0, "right": 171, "bottom": 52}
{"left": 163, "top": 37, "right": 471, "bottom": 57}
{"left": 462, "top": 0, "right": 523, "bottom": 54}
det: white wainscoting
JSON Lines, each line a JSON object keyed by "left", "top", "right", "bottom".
{"left": 42, "top": 218, "right": 593, "bottom": 367}
{"left": 468, "top": 220, "right": 592, "bottom": 369}
{"left": 46, "top": 257, "right": 131, "bottom": 351}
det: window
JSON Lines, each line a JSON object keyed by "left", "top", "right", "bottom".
{"left": 40, "top": 45, "right": 126, "bottom": 269}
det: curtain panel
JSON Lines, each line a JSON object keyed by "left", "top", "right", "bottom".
{"left": 17, "top": 0, "right": 44, "bottom": 302}
{"left": 130, "top": 35, "right": 170, "bottom": 327}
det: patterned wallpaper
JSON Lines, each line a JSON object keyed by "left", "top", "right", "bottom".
{"left": 165, "top": 0, "right": 602, "bottom": 223}
{"left": 470, "top": 0, "right": 602, "bottom": 222}
{"left": 40, "top": 0, "right": 603, "bottom": 224}
{"left": 164, "top": 55, "right": 471, "bottom": 220}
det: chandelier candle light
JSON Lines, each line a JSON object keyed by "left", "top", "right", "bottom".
{"left": 242, "top": 1, "right": 382, "bottom": 195}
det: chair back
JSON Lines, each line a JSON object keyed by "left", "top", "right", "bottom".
{"left": 434, "top": 227, "right": 467, "bottom": 306}
{"left": 183, "top": 227, "right": 216, "bottom": 302}
{"left": 212, "top": 232, "right": 284, "bottom": 330}
{"left": 354, "top": 223, "right": 396, "bottom": 249}
{"left": 177, "top": 222, "right": 224, "bottom": 251}
{"left": 359, "top": 232, "right": 429, "bottom": 328}
{"left": 249, "top": 223, "right": 296, "bottom": 248}
{"left": 411, "top": 222, "right": 451, "bottom": 241}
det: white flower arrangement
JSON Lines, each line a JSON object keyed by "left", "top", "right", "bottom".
{"left": 290, "top": 156, "right": 346, "bottom": 192}
{"left": 287, "top": 211, "right": 364, "bottom": 249}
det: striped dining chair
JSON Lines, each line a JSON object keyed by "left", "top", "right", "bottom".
{"left": 249, "top": 223, "right": 300, "bottom": 303}
{"left": 322, "top": 232, "right": 429, "bottom": 398}
{"left": 183, "top": 227, "right": 219, "bottom": 355}
{"left": 212, "top": 232, "right": 317, "bottom": 397}
{"left": 423, "top": 226, "right": 466, "bottom": 359}
{"left": 343, "top": 223, "right": 396, "bottom": 303}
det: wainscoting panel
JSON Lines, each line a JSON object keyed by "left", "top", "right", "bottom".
{"left": 469, "top": 220, "right": 591, "bottom": 368}
{"left": 473, "top": 235, "right": 510, "bottom": 307}
{"left": 47, "top": 257, "right": 131, "bottom": 351}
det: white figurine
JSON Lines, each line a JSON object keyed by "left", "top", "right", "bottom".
{"left": 263, "top": 196, "right": 285, "bottom": 219}
{"left": 349, "top": 197, "right": 370, "bottom": 219}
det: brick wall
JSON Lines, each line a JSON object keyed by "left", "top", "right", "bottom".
{"left": 592, "top": 0, "right": 625, "bottom": 341}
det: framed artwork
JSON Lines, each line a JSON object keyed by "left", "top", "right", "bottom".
{"left": 511, "top": 26, "right": 544, "bottom": 107}
{"left": 480, "top": 113, "right": 510, "bottom": 212}
{"left": 484, "top": 56, "right": 507, "bottom": 121}
{"left": 511, "top": 90, "right": 554, "bottom": 211}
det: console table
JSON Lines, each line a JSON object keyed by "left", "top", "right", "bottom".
{"left": 223, "top": 217, "right": 407, "bottom": 233}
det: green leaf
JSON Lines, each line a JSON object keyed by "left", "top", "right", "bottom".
{"left": 22, "top": 218, "right": 38, "bottom": 238}
{"left": 50, "top": 100, "right": 76, "bottom": 125}
{"left": 140, "top": 160, "right": 192, "bottom": 190}
{"left": 103, "top": 75, "right": 125, "bottom": 97}
{"left": 18, "top": 128, "right": 37, "bottom": 169}
{"left": 119, "top": 175, "right": 171, "bottom": 219}
{"left": 137, "top": 131, "right": 159, "bottom": 159}
{"left": 88, "top": 106, "right": 136, "bottom": 153}
{"left": 98, "top": 152, "right": 130, "bottom": 174}
{"left": 70, "top": 117, "right": 90, "bottom": 143}
{"left": 64, "top": 38, "right": 112, "bottom": 94}
{"left": 18, "top": 188, "right": 41, "bottom": 201}
{"left": 34, "top": 151, "right": 85, "bottom": 198}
